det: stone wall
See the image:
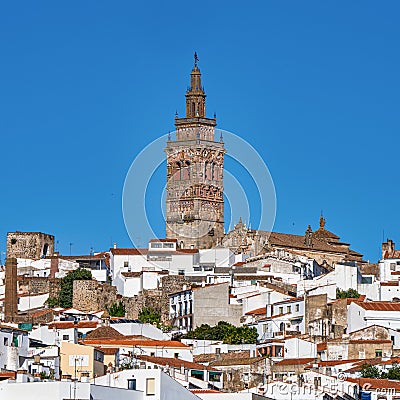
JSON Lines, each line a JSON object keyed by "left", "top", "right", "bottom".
{"left": 17, "top": 277, "right": 61, "bottom": 298}
{"left": 72, "top": 275, "right": 190, "bottom": 321}
{"left": 7, "top": 231, "right": 54, "bottom": 259}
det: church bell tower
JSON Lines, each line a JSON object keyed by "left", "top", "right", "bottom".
{"left": 165, "top": 54, "right": 225, "bottom": 249}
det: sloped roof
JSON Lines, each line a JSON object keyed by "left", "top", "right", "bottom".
{"left": 82, "top": 338, "right": 189, "bottom": 348}
{"left": 384, "top": 250, "right": 400, "bottom": 259}
{"left": 136, "top": 354, "right": 218, "bottom": 371}
{"left": 84, "top": 326, "right": 124, "bottom": 339}
{"left": 110, "top": 248, "right": 148, "bottom": 255}
{"left": 266, "top": 231, "right": 362, "bottom": 258}
{"left": 245, "top": 307, "right": 267, "bottom": 316}
{"left": 354, "top": 301, "right": 400, "bottom": 311}
{"left": 274, "top": 358, "right": 314, "bottom": 366}
{"left": 347, "top": 377, "right": 400, "bottom": 391}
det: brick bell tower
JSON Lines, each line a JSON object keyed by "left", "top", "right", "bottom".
{"left": 165, "top": 53, "right": 225, "bottom": 249}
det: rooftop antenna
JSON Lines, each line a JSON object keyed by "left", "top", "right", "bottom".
{"left": 69, "top": 242, "right": 73, "bottom": 256}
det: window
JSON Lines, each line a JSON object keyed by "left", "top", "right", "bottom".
{"left": 62, "top": 335, "right": 69, "bottom": 340}
{"left": 279, "top": 307, "right": 283, "bottom": 315}
{"left": 146, "top": 378, "right": 156, "bottom": 395}
{"left": 295, "top": 304, "right": 300, "bottom": 312}
{"left": 150, "top": 352, "right": 155, "bottom": 357}
{"left": 287, "top": 306, "right": 291, "bottom": 313}
{"left": 178, "top": 270, "right": 185, "bottom": 276}
{"left": 151, "top": 242, "right": 162, "bottom": 248}
{"left": 174, "top": 353, "right": 179, "bottom": 359}
{"left": 392, "top": 335, "right": 396, "bottom": 345}
{"left": 163, "top": 243, "right": 174, "bottom": 248}
{"left": 375, "top": 350, "right": 383, "bottom": 357}
{"left": 215, "top": 348, "right": 221, "bottom": 355}
{"left": 127, "top": 379, "right": 136, "bottom": 390}
{"left": 124, "top": 261, "right": 129, "bottom": 268}
{"left": 94, "top": 350, "right": 104, "bottom": 363}
{"left": 4, "top": 337, "right": 9, "bottom": 346}
{"left": 391, "top": 263, "right": 396, "bottom": 271}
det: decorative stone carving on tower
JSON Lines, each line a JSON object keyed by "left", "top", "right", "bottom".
{"left": 165, "top": 54, "right": 225, "bottom": 249}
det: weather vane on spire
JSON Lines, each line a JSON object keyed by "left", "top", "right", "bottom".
{"left": 194, "top": 51, "right": 199, "bottom": 66}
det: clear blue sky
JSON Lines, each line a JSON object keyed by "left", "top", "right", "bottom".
{"left": 0, "top": 1, "right": 399, "bottom": 262}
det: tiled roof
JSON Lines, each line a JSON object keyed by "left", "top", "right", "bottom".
{"left": 381, "top": 281, "right": 400, "bottom": 286}
{"left": 313, "top": 228, "right": 340, "bottom": 240}
{"left": 211, "top": 357, "right": 263, "bottom": 367}
{"left": 136, "top": 355, "right": 218, "bottom": 371}
{"left": 149, "top": 238, "right": 178, "bottom": 243}
{"left": 175, "top": 249, "right": 199, "bottom": 254}
{"left": 95, "top": 347, "right": 119, "bottom": 355}
{"left": 121, "top": 272, "right": 142, "bottom": 278}
{"left": 82, "top": 338, "right": 189, "bottom": 348}
{"left": 265, "top": 231, "right": 363, "bottom": 259}
{"left": 245, "top": 307, "right": 267, "bottom": 316}
{"left": 48, "top": 321, "right": 98, "bottom": 330}
{"left": 384, "top": 250, "right": 400, "bottom": 259}
{"left": 84, "top": 326, "right": 124, "bottom": 339}
{"left": 347, "top": 377, "right": 400, "bottom": 391}
{"left": 274, "top": 358, "right": 315, "bottom": 366}
{"left": 273, "top": 297, "right": 303, "bottom": 306}
{"left": 0, "top": 371, "right": 16, "bottom": 380}
{"left": 190, "top": 389, "right": 221, "bottom": 394}
{"left": 110, "top": 248, "right": 148, "bottom": 255}
{"left": 354, "top": 301, "right": 400, "bottom": 311}
{"left": 194, "top": 350, "right": 250, "bottom": 364}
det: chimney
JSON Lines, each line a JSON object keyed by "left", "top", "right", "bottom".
{"left": 4, "top": 257, "right": 18, "bottom": 323}
{"left": 113, "top": 243, "right": 117, "bottom": 249}
{"left": 16, "top": 370, "right": 29, "bottom": 383}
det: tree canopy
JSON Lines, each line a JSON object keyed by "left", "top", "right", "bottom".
{"left": 138, "top": 307, "right": 161, "bottom": 325}
{"left": 336, "top": 288, "right": 361, "bottom": 299}
{"left": 108, "top": 300, "right": 126, "bottom": 317}
{"left": 185, "top": 321, "right": 258, "bottom": 344}
{"left": 46, "top": 268, "right": 92, "bottom": 308}
{"left": 360, "top": 363, "right": 400, "bottom": 380}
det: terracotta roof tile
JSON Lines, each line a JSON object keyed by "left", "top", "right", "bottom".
{"left": 136, "top": 355, "right": 217, "bottom": 371}
{"left": 274, "top": 358, "right": 314, "bottom": 366}
{"left": 245, "top": 307, "right": 267, "bottom": 316}
{"left": 110, "top": 248, "right": 148, "bottom": 256}
{"left": 82, "top": 338, "right": 189, "bottom": 348}
{"left": 354, "top": 301, "right": 400, "bottom": 311}
{"left": 347, "top": 377, "right": 400, "bottom": 391}
{"left": 85, "top": 326, "right": 124, "bottom": 339}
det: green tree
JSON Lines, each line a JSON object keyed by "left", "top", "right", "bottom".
{"left": 138, "top": 307, "right": 161, "bottom": 325}
{"left": 360, "top": 363, "right": 381, "bottom": 379}
{"left": 336, "top": 288, "right": 360, "bottom": 299}
{"left": 185, "top": 321, "right": 258, "bottom": 344}
{"left": 382, "top": 363, "right": 400, "bottom": 380}
{"left": 108, "top": 301, "right": 126, "bottom": 317}
{"left": 58, "top": 268, "right": 92, "bottom": 308}
{"left": 45, "top": 296, "right": 60, "bottom": 308}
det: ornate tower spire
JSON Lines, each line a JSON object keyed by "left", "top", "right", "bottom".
{"left": 165, "top": 55, "right": 225, "bottom": 249}
{"left": 186, "top": 52, "right": 206, "bottom": 118}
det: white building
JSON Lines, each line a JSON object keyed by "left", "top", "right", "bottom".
{"left": 0, "top": 378, "right": 143, "bottom": 400}
{"left": 0, "top": 325, "right": 29, "bottom": 371}
{"left": 347, "top": 301, "right": 400, "bottom": 333}
{"left": 93, "top": 368, "right": 201, "bottom": 400}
